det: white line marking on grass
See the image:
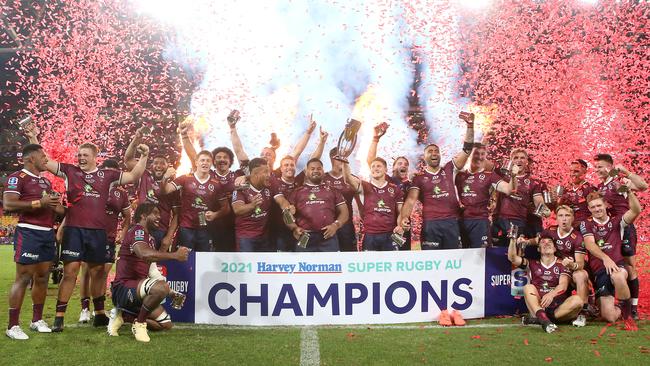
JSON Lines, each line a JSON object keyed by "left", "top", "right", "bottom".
{"left": 165, "top": 323, "right": 522, "bottom": 330}
{"left": 300, "top": 326, "right": 320, "bottom": 366}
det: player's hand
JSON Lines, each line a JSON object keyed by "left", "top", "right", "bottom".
{"left": 227, "top": 110, "right": 240, "bottom": 127}
{"left": 400, "top": 217, "right": 411, "bottom": 231}
{"left": 205, "top": 211, "right": 218, "bottom": 221}
{"left": 459, "top": 111, "right": 475, "bottom": 126}
{"left": 40, "top": 195, "right": 61, "bottom": 209}
{"left": 393, "top": 225, "right": 404, "bottom": 235}
{"left": 287, "top": 204, "right": 296, "bottom": 215}
{"left": 163, "top": 167, "right": 176, "bottom": 180}
{"left": 24, "top": 123, "right": 40, "bottom": 139}
{"left": 516, "top": 236, "right": 529, "bottom": 246}
{"left": 175, "top": 246, "right": 190, "bottom": 262}
{"left": 319, "top": 126, "right": 328, "bottom": 141}
{"left": 603, "top": 257, "right": 620, "bottom": 275}
{"left": 614, "top": 164, "right": 630, "bottom": 177}
{"left": 292, "top": 226, "right": 305, "bottom": 240}
{"left": 540, "top": 293, "right": 555, "bottom": 308}
{"left": 511, "top": 164, "right": 520, "bottom": 175}
{"left": 307, "top": 115, "right": 317, "bottom": 134}
{"left": 161, "top": 235, "right": 173, "bottom": 252}
{"left": 321, "top": 222, "right": 338, "bottom": 239}
{"left": 135, "top": 126, "right": 148, "bottom": 139}
{"left": 136, "top": 144, "right": 149, "bottom": 157}
{"left": 561, "top": 257, "right": 574, "bottom": 268}
{"left": 251, "top": 194, "right": 263, "bottom": 207}
{"left": 373, "top": 123, "right": 388, "bottom": 139}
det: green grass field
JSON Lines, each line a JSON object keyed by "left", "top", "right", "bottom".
{"left": 1, "top": 245, "right": 650, "bottom": 365}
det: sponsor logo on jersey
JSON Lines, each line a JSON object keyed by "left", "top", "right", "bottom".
{"left": 7, "top": 176, "right": 18, "bottom": 188}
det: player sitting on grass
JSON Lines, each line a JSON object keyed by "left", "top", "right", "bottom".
{"left": 508, "top": 233, "right": 583, "bottom": 333}
{"left": 108, "top": 203, "right": 189, "bottom": 342}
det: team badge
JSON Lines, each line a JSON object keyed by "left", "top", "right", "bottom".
{"left": 388, "top": 187, "right": 394, "bottom": 194}
{"left": 135, "top": 229, "right": 145, "bottom": 241}
{"left": 479, "top": 174, "right": 485, "bottom": 180}
{"left": 208, "top": 184, "right": 214, "bottom": 192}
{"left": 7, "top": 177, "right": 18, "bottom": 189}
{"left": 98, "top": 170, "right": 104, "bottom": 178}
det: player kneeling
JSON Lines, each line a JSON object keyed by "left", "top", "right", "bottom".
{"left": 108, "top": 203, "right": 189, "bottom": 342}
{"left": 508, "top": 233, "right": 583, "bottom": 333}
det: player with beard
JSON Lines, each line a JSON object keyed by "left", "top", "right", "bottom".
{"left": 508, "top": 234, "right": 583, "bottom": 333}
{"left": 456, "top": 143, "right": 515, "bottom": 248}
{"left": 27, "top": 124, "right": 150, "bottom": 331}
{"left": 518, "top": 205, "right": 590, "bottom": 326}
{"left": 161, "top": 151, "right": 230, "bottom": 252}
{"left": 3, "top": 144, "right": 65, "bottom": 339}
{"left": 180, "top": 120, "right": 243, "bottom": 252}
{"left": 580, "top": 191, "right": 642, "bottom": 330}
{"left": 367, "top": 123, "right": 413, "bottom": 250}
{"left": 342, "top": 158, "right": 403, "bottom": 251}
{"left": 108, "top": 203, "right": 189, "bottom": 342}
{"left": 593, "top": 154, "right": 647, "bottom": 319}
{"left": 124, "top": 127, "right": 180, "bottom": 252}
{"left": 232, "top": 158, "right": 294, "bottom": 251}
{"left": 492, "top": 148, "right": 547, "bottom": 246}
{"left": 399, "top": 112, "right": 475, "bottom": 250}
{"left": 555, "top": 160, "right": 596, "bottom": 228}
{"left": 229, "top": 112, "right": 317, "bottom": 175}
{"left": 286, "top": 159, "right": 349, "bottom": 252}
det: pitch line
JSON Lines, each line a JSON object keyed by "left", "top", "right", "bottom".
{"left": 160, "top": 323, "right": 522, "bottom": 330}
{"left": 300, "top": 326, "right": 320, "bottom": 366}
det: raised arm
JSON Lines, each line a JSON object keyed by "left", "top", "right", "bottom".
{"left": 22, "top": 125, "right": 58, "bottom": 173}
{"left": 179, "top": 119, "right": 198, "bottom": 170}
{"left": 309, "top": 126, "right": 329, "bottom": 160}
{"left": 451, "top": 112, "right": 475, "bottom": 170}
{"left": 398, "top": 188, "right": 419, "bottom": 229}
{"left": 622, "top": 190, "right": 642, "bottom": 225}
{"left": 616, "top": 164, "right": 648, "bottom": 192}
{"left": 123, "top": 126, "right": 146, "bottom": 171}
{"left": 116, "top": 206, "right": 132, "bottom": 246}
{"left": 495, "top": 165, "right": 519, "bottom": 196}
{"left": 366, "top": 123, "right": 388, "bottom": 167}
{"left": 342, "top": 162, "right": 362, "bottom": 194}
{"left": 119, "top": 144, "right": 149, "bottom": 185}
{"left": 229, "top": 111, "right": 250, "bottom": 164}
{"left": 288, "top": 116, "right": 317, "bottom": 161}
{"left": 507, "top": 232, "right": 524, "bottom": 267}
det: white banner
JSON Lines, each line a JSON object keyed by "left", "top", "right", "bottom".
{"left": 194, "top": 249, "right": 486, "bottom": 325}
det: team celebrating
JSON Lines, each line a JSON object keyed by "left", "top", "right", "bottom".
{"left": 3, "top": 111, "right": 647, "bottom": 341}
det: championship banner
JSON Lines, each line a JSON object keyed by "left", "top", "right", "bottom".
{"left": 195, "top": 249, "right": 486, "bottom": 325}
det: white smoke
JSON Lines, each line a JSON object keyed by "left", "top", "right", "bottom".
{"left": 132, "top": 0, "right": 471, "bottom": 172}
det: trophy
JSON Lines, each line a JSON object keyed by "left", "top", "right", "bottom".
{"left": 297, "top": 232, "right": 310, "bottom": 249}
{"left": 374, "top": 122, "right": 389, "bottom": 138}
{"left": 617, "top": 182, "right": 630, "bottom": 194}
{"left": 18, "top": 115, "right": 33, "bottom": 129}
{"left": 198, "top": 211, "right": 208, "bottom": 227}
{"left": 391, "top": 232, "right": 406, "bottom": 249}
{"left": 170, "top": 291, "right": 187, "bottom": 310}
{"left": 507, "top": 222, "right": 519, "bottom": 240}
{"left": 333, "top": 118, "right": 362, "bottom": 163}
{"left": 227, "top": 109, "right": 241, "bottom": 127}
{"left": 269, "top": 133, "right": 281, "bottom": 150}
{"left": 555, "top": 185, "right": 564, "bottom": 197}
{"left": 499, "top": 160, "right": 514, "bottom": 176}
{"left": 542, "top": 191, "right": 552, "bottom": 204}
{"left": 533, "top": 202, "right": 551, "bottom": 218}
{"left": 608, "top": 168, "right": 620, "bottom": 178}
{"left": 282, "top": 207, "right": 295, "bottom": 225}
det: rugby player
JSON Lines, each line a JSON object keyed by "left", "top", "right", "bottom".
{"left": 556, "top": 159, "right": 595, "bottom": 228}
{"left": 580, "top": 190, "right": 642, "bottom": 330}
{"left": 108, "top": 203, "right": 190, "bottom": 342}
{"left": 286, "top": 158, "right": 349, "bottom": 252}
{"left": 399, "top": 112, "right": 475, "bottom": 249}
{"left": 508, "top": 233, "right": 583, "bottom": 333}
{"left": 593, "top": 154, "right": 647, "bottom": 318}
{"left": 3, "top": 144, "right": 65, "bottom": 339}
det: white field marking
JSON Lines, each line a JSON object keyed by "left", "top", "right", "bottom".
{"left": 99, "top": 323, "right": 522, "bottom": 330}
{"left": 300, "top": 326, "right": 320, "bottom": 366}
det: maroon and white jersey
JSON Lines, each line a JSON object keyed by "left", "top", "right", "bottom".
{"left": 322, "top": 172, "right": 356, "bottom": 223}
{"left": 269, "top": 175, "right": 302, "bottom": 230}
{"left": 171, "top": 173, "right": 227, "bottom": 229}
{"left": 540, "top": 226, "right": 584, "bottom": 260}
{"left": 105, "top": 187, "right": 130, "bottom": 242}
{"left": 360, "top": 180, "right": 403, "bottom": 234}
{"left": 136, "top": 170, "right": 180, "bottom": 232}
{"left": 597, "top": 178, "right": 629, "bottom": 217}
{"left": 579, "top": 215, "right": 628, "bottom": 274}
{"left": 210, "top": 169, "right": 245, "bottom": 193}
{"left": 114, "top": 224, "right": 156, "bottom": 288}
{"left": 560, "top": 181, "right": 596, "bottom": 223}
{"left": 528, "top": 258, "right": 571, "bottom": 295}
{"left": 288, "top": 183, "right": 345, "bottom": 232}
{"left": 497, "top": 174, "right": 542, "bottom": 220}
{"left": 232, "top": 185, "right": 280, "bottom": 239}
{"left": 387, "top": 174, "right": 412, "bottom": 197}
{"left": 55, "top": 163, "right": 122, "bottom": 229}
{"left": 456, "top": 169, "right": 504, "bottom": 219}
{"left": 410, "top": 161, "right": 460, "bottom": 220}
{"left": 4, "top": 169, "right": 56, "bottom": 229}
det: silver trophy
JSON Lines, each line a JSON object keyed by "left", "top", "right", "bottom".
{"left": 533, "top": 203, "right": 551, "bottom": 218}
{"left": 227, "top": 109, "right": 241, "bottom": 127}
{"left": 18, "top": 115, "right": 33, "bottom": 129}
{"left": 282, "top": 208, "right": 295, "bottom": 225}
{"left": 333, "top": 119, "right": 362, "bottom": 163}
{"left": 555, "top": 185, "right": 564, "bottom": 197}
{"left": 507, "top": 222, "right": 519, "bottom": 240}
{"left": 391, "top": 232, "right": 406, "bottom": 249}
{"left": 170, "top": 291, "right": 186, "bottom": 310}
{"left": 297, "top": 232, "right": 310, "bottom": 249}
{"left": 608, "top": 168, "right": 620, "bottom": 178}
{"left": 499, "top": 160, "right": 514, "bottom": 176}
{"left": 198, "top": 211, "right": 208, "bottom": 227}
{"left": 542, "top": 191, "right": 552, "bottom": 204}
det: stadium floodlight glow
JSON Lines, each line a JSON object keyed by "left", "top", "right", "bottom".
{"left": 456, "top": 0, "right": 493, "bottom": 9}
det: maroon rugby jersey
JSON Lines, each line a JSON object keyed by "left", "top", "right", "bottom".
{"left": 171, "top": 173, "right": 227, "bottom": 229}
{"left": 540, "top": 226, "right": 584, "bottom": 260}
{"left": 232, "top": 185, "right": 279, "bottom": 238}
{"left": 105, "top": 187, "right": 130, "bottom": 242}
{"left": 560, "top": 181, "right": 596, "bottom": 223}
{"left": 322, "top": 172, "right": 356, "bottom": 223}
{"left": 597, "top": 178, "right": 629, "bottom": 217}
{"left": 387, "top": 174, "right": 412, "bottom": 197}
{"left": 56, "top": 163, "right": 122, "bottom": 229}
{"left": 410, "top": 161, "right": 460, "bottom": 220}
{"left": 455, "top": 169, "right": 504, "bottom": 219}
{"left": 579, "top": 215, "right": 627, "bottom": 274}
{"left": 114, "top": 224, "right": 156, "bottom": 288}
{"left": 528, "top": 258, "right": 571, "bottom": 295}
{"left": 288, "top": 183, "right": 345, "bottom": 232}
{"left": 497, "top": 174, "right": 542, "bottom": 220}
{"left": 361, "top": 180, "right": 403, "bottom": 234}
{"left": 269, "top": 175, "right": 301, "bottom": 230}
{"left": 137, "top": 170, "right": 179, "bottom": 232}
{"left": 4, "top": 169, "right": 56, "bottom": 229}
{"left": 210, "top": 169, "right": 244, "bottom": 231}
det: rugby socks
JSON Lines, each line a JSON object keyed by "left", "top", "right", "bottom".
{"left": 628, "top": 278, "right": 639, "bottom": 311}
{"left": 32, "top": 304, "right": 44, "bottom": 323}
{"left": 81, "top": 297, "right": 90, "bottom": 311}
{"left": 92, "top": 296, "right": 105, "bottom": 314}
{"left": 620, "top": 299, "right": 632, "bottom": 320}
{"left": 8, "top": 308, "right": 20, "bottom": 329}
{"left": 56, "top": 300, "right": 68, "bottom": 314}
{"left": 137, "top": 305, "right": 152, "bottom": 323}
{"left": 535, "top": 309, "right": 550, "bottom": 323}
